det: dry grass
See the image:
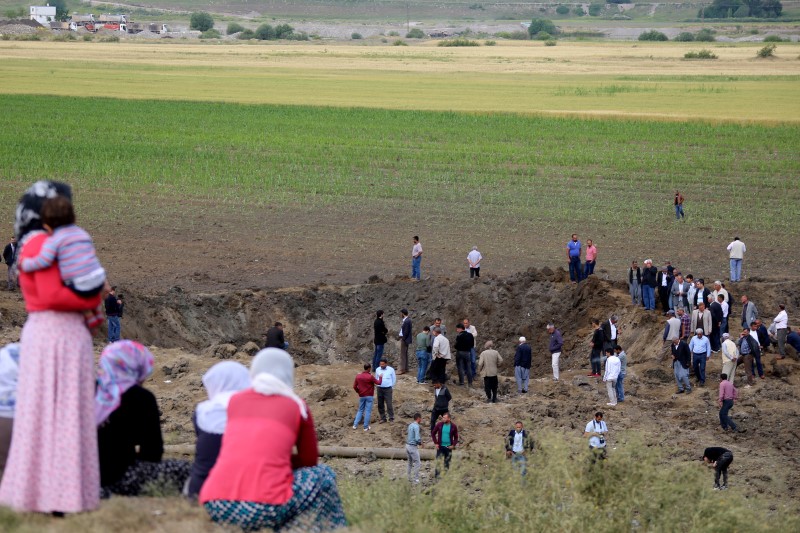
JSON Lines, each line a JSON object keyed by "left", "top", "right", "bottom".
{"left": 0, "top": 41, "right": 798, "bottom": 121}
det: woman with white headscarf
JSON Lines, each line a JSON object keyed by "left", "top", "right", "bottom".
{"left": 200, "top": 348, "right": 347, "bottom": 532}
{"left": 186, "top": 361, "right": 250, "bottom": 499}
{"left": 0, "top": 343, "right": 20, "bottom": 479}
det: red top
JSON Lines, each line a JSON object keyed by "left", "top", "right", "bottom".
{"left": 199, "top": 389, "right": 318, "bottom": 505}
{"left": 353, "top": 371, "right": 381, "bottom": 397}
{"left": 19, "top": 233, "right": 101, "bottom": 312}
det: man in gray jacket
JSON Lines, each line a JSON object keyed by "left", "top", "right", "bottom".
{"left": 477, "top": 340, "right": 503, "bottom": 403}
{"left": 691, "top": 302, "right": 713, "bottom": 336}
{"left": 740, "top": 295, "right": 758, "bottom": 330}
{"left": 661, "top": 310, "right": 682, "bottom": 361}
{"left": 670, "top": 274, "right": 691, "bottom": 312}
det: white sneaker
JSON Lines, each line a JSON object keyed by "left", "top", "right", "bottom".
{"left": 353, "top": 425, "right": 357, "bottom": 430}
{"left": 364, "top": 426, "right": 371, "bottom": 431}
{"left": 606, "top": 403, "right": 617, "bottom": 406}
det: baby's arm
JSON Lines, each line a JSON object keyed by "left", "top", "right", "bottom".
{"left": 19, "top": 237, "right": 58, "bottom": 273}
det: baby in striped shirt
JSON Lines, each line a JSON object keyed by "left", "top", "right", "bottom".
{"left": 20, "top": 196, "right": 106, "bottom": 332}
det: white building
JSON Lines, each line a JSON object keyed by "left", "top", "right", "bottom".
{"left": 29, "top": 5, "right": 57, "bottom": 25}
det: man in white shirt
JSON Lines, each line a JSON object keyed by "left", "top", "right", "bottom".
{"left": 774, "top": 304, "right": 789, "bottom": 359}
{"left": 430, "top": 327, "right": 451, "bottom": 384}
{"left": 375, "top": 358, "right": 396, "bottom": 423}
{"left": 717, "top": 294, "right": 730, "bottom": 334}
{"left": 411, "top": 236, "right": 422, "bottom": 280}
{"left": 467, "top": 246, "right": 483, "bottom": 278}
{"left": 726, "top": 237, "right": 746, "bottom": 282}
{"left": 602, "top": 349, "right": 621, "bottom": 406}
{"left": 583, "top": 411, "right": 608, "bottom": 460}
{"left": 721, "top": 333, "right": 739, "bottom": 383}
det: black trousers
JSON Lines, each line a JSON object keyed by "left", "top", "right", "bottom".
{"left": 715, "top": 451, "right": 733, "bottom": 486}
{"left": 435, "top": 446, "right": 452, "bottom": 477}
{"left": 456, "top": 351, "right": 472, "bottom": 385}
{"left": 470, "top": 267, "right": 480, "bottom": 278}
{"left": 377, "top": 387, "right": 394, "bottom": 421}
{"left": 659, "top": 286, "right": 670, "bottom": 311}
{"left": 430, "top": 358, "right": 448, "bottom": 384}
{"left": 430, "top": 407, "right": 448, "bottom": 432}
{"left": 484, "top": 376, "right": 498, "bottom": 400}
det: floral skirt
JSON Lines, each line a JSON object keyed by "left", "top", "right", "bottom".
{"left": 204, "top": 465, "right": 347, "bottom": 532}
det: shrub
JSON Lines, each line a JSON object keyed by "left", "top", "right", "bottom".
{"left": 528, "top": 18, "right": 557, "bottom": 38}
{"left": 533, "top": 31, "right": 552, "bottom": 41}
{"left": 496, "top": 30, "right": 529, "bottom": 40}
{"left": 684, "top": 49, "right": 717, "bottom": 59}
{"left": 227, "top": 23, "right": 245, "bottom": 35}
{"left": 199, "top": 29, "right": 221, "bottom": 39}
{"left": 288, "top": 31, "right": 309, "bottom": 41}
{"left": 274, "top": 23, "right": 294, "bottom": 39}
{"left": 674, "top": 31, "right": 695, "bottom": 42}
{"left": 588, "top": 4, "right": 604, "bottom": 16}
{"left": 387, "top": 30, "right": 400, "bottom": 36}
{"left": 757, "top": 43, "right": 776, "bottom": 57}
{"left": 484, "top": 40, "right": 496, "bottom": 46}
{"left": 351, "top": 32, "right": 362, "bottom": 40}
{"left": 52, "top": 32, "right": 77, "bottom": 41}
{"left": 99, "top": 35, "right": 119, "bottom": 43}
{"left": 255, "top": 23, "right": 276, "bottom": 40}
{"left": 82, "top": 34, "right": 94, "bottom": 41}
{"left": 573, "top": 6, "right": 586, "bottom": 16}
{"left": 545, "top": 39, "right": 557, "bottom": 46}
{"left": 393, "top": 39, "right": 407, "bottom": 46}
{"left": 406, "top": 28, "right": 425, "bottom": 39}
{"left": 695, "top": 28, "right": 715, "bottom": 41}
{"left": 381, "top": 38, "right": 387, "bottom": 43}
{"left": 438, "top": 38, "right": 480, "bottom": 47}
{"left": 638, "top": 30, "right": 669, "bottom": 41}
{"left": 763, "top": 34, "right": 785, "bottom": 42}
{"left": 190, "top": 12, "right": 214, "bottom": 32}
{"left": 556, "top": 5, "right": 570, "bottom": 15}
{"left": 237, "top": 29, "right": 255, "bottom": 40}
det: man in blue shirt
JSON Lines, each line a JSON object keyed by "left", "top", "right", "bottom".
{"left": 689, "top": 328, "right": 712, "bottom": 386}
{"left": 566, "top": 234, "right": 582, "bottom": 283}
{"left": 406, "top": 413, "right": 422, "bottom": 484}
{"left": 375, "top": 358, "right": 397, "bottom": 423}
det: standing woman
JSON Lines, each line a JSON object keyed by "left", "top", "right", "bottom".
{"left": 200, "top": 348, "right": 347, "bottom": 531}
{"left": 0, "top": 181, "right": 102, "bottom": 513}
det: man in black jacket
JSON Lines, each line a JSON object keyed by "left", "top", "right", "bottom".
{"left": 2, "top": 236, "right": 17, "bottom": 291}
{"left": 514, "top": 337, "right": 532, "bottom": 393}
{"left": 264, "top": 322, "right": 287, "bottom": 349}
{"left": 703, "top": 447, "right": 733, "bottom": 490}
{"left": 105, "top": 286, "right": 123, "bottom": 343}
{"left": 628, "top": 260, "right": 642, "bottom": 306}
{"left": 641, "top": 259, "right": 658, "bottom": 311}
{"left": 454, "top": 323, "right": 474, "bottom": 386}
{"left": 601, "top": 315, "right": 619, "bottom": 354}
{"left": 672, "top": 337, "right": 692, "bottom": 393}
{"left": 373, "top": 310, "right": 388, "bottom": 371}
{"left": 398, "top": 308, "right": 412, "bottom": 375}
{"left": 693, "top": 279, "right": 712, "bottom": 310}
{"left": 709, "top": 299, "right": 724, "bottom": 352}
{"left": 505, "top": 421, "right": 535, "bottom": 475}
{"left": 589, "top": 319, "right": 604, "bottom": 377}
{"left": 656, "top": 266, "right": 672, "bottom": 313}
{"left": 430, "top": 382, "right": 451, "bottom": 431}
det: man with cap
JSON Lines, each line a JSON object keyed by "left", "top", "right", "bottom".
{"left": 726, "top": 237, "right": 746, "bottom": 282}
{"left": 671, "top": 337, "right": 692, "bottom": 393}
{"left": 689, "top": 328, "right": 712, "bottom": 386}
{"left": 641, "top": 259, "right": 658, "bottom": 311}
{"left": 514, "top": 336, "right": 532, "bottom": 394}
{"left": 721, "top": 333, "right": 739, "bottom": 384}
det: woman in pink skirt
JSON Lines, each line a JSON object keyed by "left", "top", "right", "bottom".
{"left": 0, "top": 182, "right": 103, "bottom": 514}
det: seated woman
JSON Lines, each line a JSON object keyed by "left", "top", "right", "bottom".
{"left": 200, "top": 348, "right": 347, "bottom": 532}
{"left": 185, "top": 361, "right": 251, "bottom": 499}
{"left": 0, "top": 343, "right": 20, "bottom": 481}
{"left": 96, "top": 340, "right": 190, "bottom": 497}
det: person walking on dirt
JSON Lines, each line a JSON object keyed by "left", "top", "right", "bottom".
{"left": 398, "top": 309, "right": 412, "bottom": 375}
{"left": 718, "top": 374, "right": 744, "bottom": 433}
{"left": 406, "top": 413, "right": 423, "bottom": 484}
{"left": 602, "top": 348, "right": 620, "bottom": 406}
{"left": 689, "top": 329, "right": 711, "bottom": 386}
{"left": 375, "top": 358, "right": 396, "bottom": 423}
{"left": 432, "top": 412, "right": 458, "bottom": 477}
{"left": 467, "top": 246, "right": 482, "bottom": 278}
{"left": 674, "top": 190, "right": 685, "bottom": 220}
{"left": 672, "top": 337, "right": 692, "bottom": 393}
{"left": 721, "top": 333, "right": 739, "bottom": 383}
{"left": 628, "top": 260, "right": 642, "bottom": 306}
{"left": 430, "top": 327, "right": 450, "bottom": 384}
{"left": 105, "top": 286, "right": 123, "bottom": 343}
{"left": 614, "top": 346, "right": 627, "bottom": 402}
{"left": 641, "top": 259, "right": 658, "bottom": 311}
{"left": 505, "top": 421, "right": 534, "bottom": 475}
{"left": 430, "top": 381, "right": 451, "bottom": 431}
{"left": 477, "top": 341, "right": 502, "bottom": 403}
{"left": 454, "top": 324, "right": 474, "bottom": 387}
{"left": 774, "top": 304, "right": 788, "bottom": 359}
{"left": 463, "top": 318, "right": 478, "bottom": 377}
{"left": 373, "top": 310, "right": 388, "bottom": 372}
{"left": 738, "top": 327, "right": 760, "bottom": 387}
{"left": 567, "top": 234, "right": 582, "bottom": 283}
{"left": 353, "top": 363, "right": 382, "bottom": 431}
{"left": 2, "top": 236, "right": 17, "bottom": 291}
{"left": 514, "top": 337, "right": 532, "bottom": 394}
{"left": 415, "top": 326, "right": 431, "bottom": 384}
{"left": 547, "top": 323, "right": 563, "bottom": 382}
{"left": 726, "top": 237, "right": 746, "bottom": 283}
{"left": 703, "top": 447, "right": 733, "bottom": 490}
{"left": 583, "top": 411, "right": 608, "bottom": 460}
{"left": 411, "top": 236, "right": 422, "bottom": 281}
{"left": 589, "top": 319, "right": 604, "bottom": 377}
{"left": 583, "top": 239, "right": 597, "bottom": 278}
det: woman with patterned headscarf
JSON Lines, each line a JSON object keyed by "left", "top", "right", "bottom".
{"left": 0, "top": 182, "right": 103, "bottom": 514}
{"left": 200, "top": 348, "right": 347, "bottom": 531}
{"left": 96, "top": 340, "right": 190, "bottom": 498}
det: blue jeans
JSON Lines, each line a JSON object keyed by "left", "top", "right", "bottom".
{"left": 470, "top": 347, "right": 477, "bottom": 377}
{"left": 416, "top": 350, "right": 431, "bottom": 383}
{"left": 353, "top": 396, "right": 374, "bottom": 429}
{"left": 615, "top": 373, "right": 625, "bottom": 401}
{"left": 411, "top": 256, "right": 421, "bottom": 280}
{"left": 569, "top": 256, "right": 581, "bottom": 282}
{"left": 719, "top": 399, "right": 737, "bottom": 430}
{"left": 642, "top": 285, "right": 655, "bottom": 310}
{"left": 721, "top": 317, "right": 728, "bottom": 335}
{"left": 674, "top": 364, "right": 691, "bottom": 392}
{"left": 730, "top": 258, "right": 742, "bottom": 282}
{"left": 675, "top": 204, "right": 684, "bottom": 219}
{"left": 107, "top": 316, "right": 121, "bottom": 343}
{"left": 583, "top": 260, "right": 596, "bottom": 278}
{"left": 373, "top": 344, "right": 385, "bottom": 372}
{"left": 692, "top": 353, "right": 707, "bottom": 384}
{"left": 511, "top": 453, "right": 527, "bottom": 476}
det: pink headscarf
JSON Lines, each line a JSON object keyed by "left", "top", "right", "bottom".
{"left": 95, "top": 340, "right": 154, "bottom": 426}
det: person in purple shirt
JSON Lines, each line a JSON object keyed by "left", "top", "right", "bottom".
{"left": 566, "top": 234, "right": 582, "bottom": 284}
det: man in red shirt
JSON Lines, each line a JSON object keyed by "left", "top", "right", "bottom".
{"left": 352, "top": 364, "right": 381, "bottom": 431}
